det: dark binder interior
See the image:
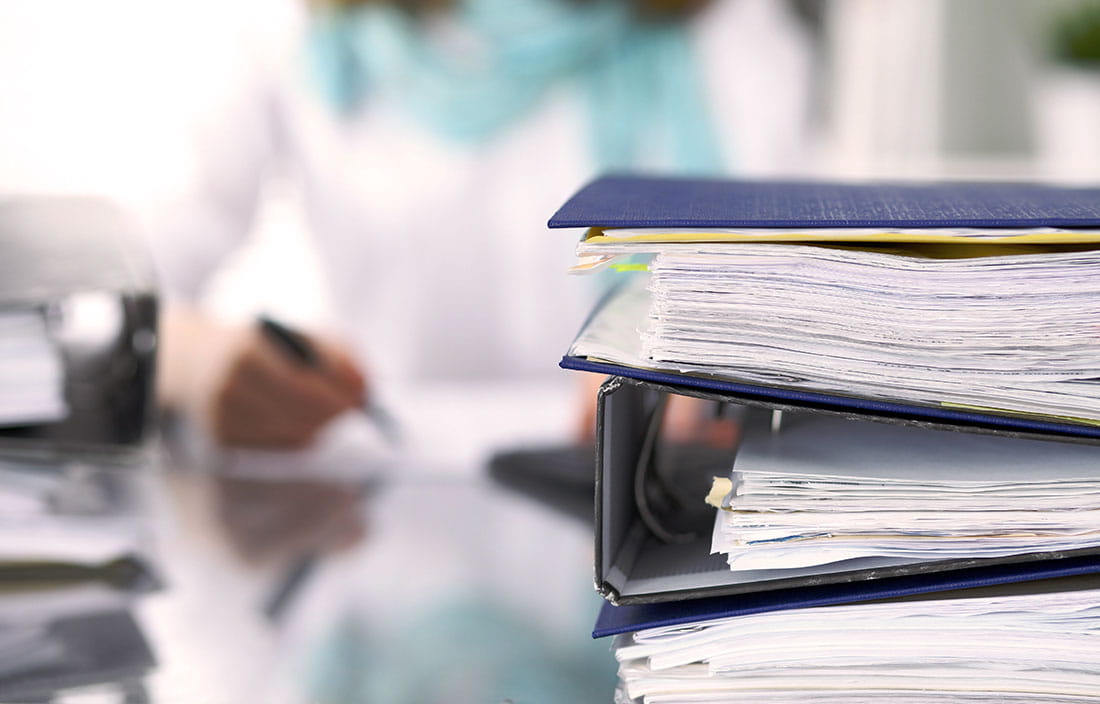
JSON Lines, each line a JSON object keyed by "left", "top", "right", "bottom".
{"left": 593, "top": 377, "right": 1100, "bottom": 611}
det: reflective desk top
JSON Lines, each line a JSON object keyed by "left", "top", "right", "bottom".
{"left": 9, "top": 380, "right": 614, "bottom": 703}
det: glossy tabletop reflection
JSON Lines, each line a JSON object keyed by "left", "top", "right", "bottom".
{"left": 136, "top": 380, "right": 613, "bottom": 704}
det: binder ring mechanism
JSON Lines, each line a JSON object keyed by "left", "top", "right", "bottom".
{"left": 633, "top": 391, "right": 741, "bottom": 544}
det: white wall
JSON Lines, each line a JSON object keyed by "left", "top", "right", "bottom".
{"left": 0, "top": 0, "right": 329, "bottom": 322}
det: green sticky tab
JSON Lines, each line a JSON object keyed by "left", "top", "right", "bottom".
{"left": 609, "top": 263, "right": 649, "bottom": 272}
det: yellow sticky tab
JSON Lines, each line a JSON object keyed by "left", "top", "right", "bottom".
{"left": 585, "top": 230, "right": 1100, "bottom": 246}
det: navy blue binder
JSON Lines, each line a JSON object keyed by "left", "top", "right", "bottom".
{"left": 561, "top": 355, "right": 1100, "bottom": 441}
{"left": 548, "top": 175, "right": 1100, "bottom": 230}
{"left": 593, "top": 553, "right": 1100, "bottom": 638}
{"left": 553, "top": 174, "right": 1100, "bottom": 440}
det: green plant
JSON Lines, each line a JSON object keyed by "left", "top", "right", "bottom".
{"left": 1051, "top": 1, "right": 1100, "bottom": 66}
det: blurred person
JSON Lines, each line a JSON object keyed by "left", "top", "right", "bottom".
{"left": 150, "top": 0, "right": 813, "bottom": 451}
{"left": 146, "top": 5, "right": 810, "bottom": 701}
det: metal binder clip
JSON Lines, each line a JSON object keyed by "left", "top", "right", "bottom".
{"left": 770, "top": 410, "right": 784, "bottom": 434}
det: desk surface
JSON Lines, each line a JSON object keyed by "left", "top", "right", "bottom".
{"left": 10, "top": 380, "right": 615, "bottom": 703}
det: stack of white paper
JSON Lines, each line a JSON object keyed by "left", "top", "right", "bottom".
{"left": 613, "top": 585, "right": 1100, "bottom": 704}
{"left": 0, "top": 309, "right": 66, "bottom": 426}
{"left": 572, "top": 240, "right": 1100, "bottom": 422}
{"left": 709, "top": 413, "right": 1100, "bottom": 572}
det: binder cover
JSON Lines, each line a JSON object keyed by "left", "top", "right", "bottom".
{"left": 564, "top": 355, "right": 1100, "bottom": 442}
{"left": 592, "top": 377, "right": 1100, "bottom": 609}
{"left": 593, "top": 560, "right": 1100, "bottom": 638}
{"left": 549, "top": 175, "right": 1100, "bottom": 230}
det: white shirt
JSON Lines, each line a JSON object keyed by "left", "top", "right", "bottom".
{"left": 148, "top": 0, "right": 813, "bottom": 391}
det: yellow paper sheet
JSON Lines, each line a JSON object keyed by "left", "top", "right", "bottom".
{"left": 585, "top": 227, "right": 1100, "bottom": 246}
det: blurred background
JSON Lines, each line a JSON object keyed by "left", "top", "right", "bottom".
{"left": 6, "top": 0, "right": 1100, "bottom": 324}
{"left": 4, "top": 0, "right": 1100, "bottom": 702}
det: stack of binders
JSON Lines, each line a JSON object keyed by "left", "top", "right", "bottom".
{"left": 0, "top": 197, "right": 158, "bottom": 453}
{"left": 550, "top": 176, "right": 1100, "bottom": 703}
{"left": 0, "top": 197, "right": 160, "bottom": 700}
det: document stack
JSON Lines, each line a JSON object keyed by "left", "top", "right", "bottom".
{"left": 550, "top": 176, "right": 1100, "bottom": 703}
{"left": 0, "top": 196, "right": 157, "bottom": 452}
{"left": 613, "top": 581, "right": 1100, "bottom": 703}
{"left": 0, "top": 453, "right": 158, "bottom": 701}
{"left": 0, "top": 197, "right": 159, "bottom": 700}
{"left": 0, "top": 309, "right": 66, "bottom": 426}
{"left": 707, "top": 413, "right": 1100, "bottom": 571}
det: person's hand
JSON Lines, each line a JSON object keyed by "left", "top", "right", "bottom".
{"left": 159, "top": 306, "right": 367, "bottom": 449}
{"left": 574, "top": 374, "right": 739, "bottom": 448}
{"left": 208, "top": 323, "right": 366, "bottom": 449}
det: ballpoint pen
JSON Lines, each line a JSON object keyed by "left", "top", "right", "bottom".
{"left": 258, "top": 315, "right": 401, "bottom": 445}
{"left": 257, "top": 315, "right": 397, "bottom": 621}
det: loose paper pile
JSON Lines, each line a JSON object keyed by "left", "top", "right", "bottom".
{"left": 613, "top": 584, "right": 1100, "bottom": 704}
{"left": 709, "top": 413, "right": 1100, "bottom": 572}
{"left": 572, "top": 239, "right": 1100, "bottom": 422}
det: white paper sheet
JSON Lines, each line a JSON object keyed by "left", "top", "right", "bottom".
{"left": 710, "top": 413, "right": 1100, "bottom": 570}
{"left": 0, "top": 308, "right": 66, "bottom": 425}
{"left": 615, "top": 585, "right": 1100, "bottom": 703}
{"left": 570, "top": 242, "right": 1100, "bottom": 422}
